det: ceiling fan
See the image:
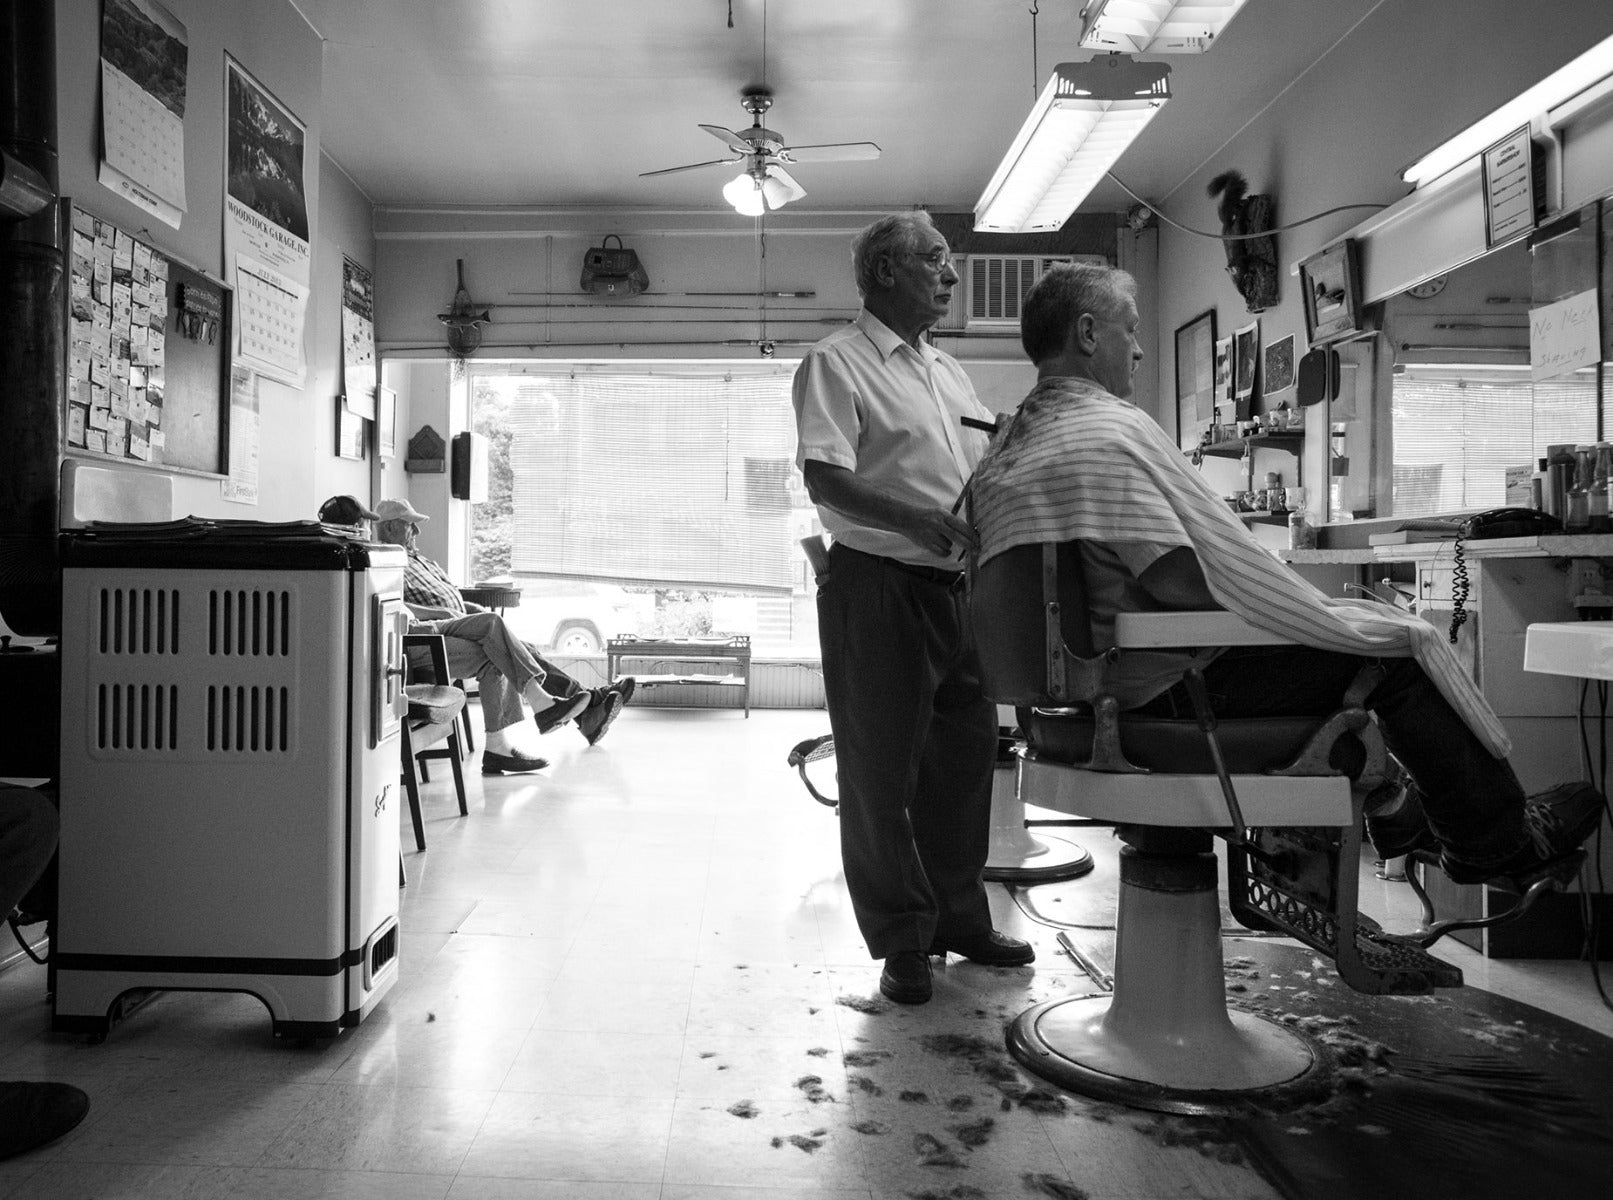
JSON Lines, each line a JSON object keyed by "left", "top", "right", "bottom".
{"left": 640, "top": 87, "right": 880, "bottom": 215}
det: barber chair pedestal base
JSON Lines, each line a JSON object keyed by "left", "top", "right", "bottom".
{"left": 984, "top": 761, "right": 1094, "bottom": 884}
{"left": 1008, "top": 837, "right": 1332, "bottom": 1116}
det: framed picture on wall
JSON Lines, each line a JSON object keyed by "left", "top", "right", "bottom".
{"left": 1174, "top": 309, "right": 1216, "bottom": 451}
{"left": 1232, "top": 320, "right": 1260, "bottom": 419}
{"left": 1299, "top": 239, "right": 1363, "bottom": 345}
{"left": 335, "top": 395, "right": 365, "bottom": 460}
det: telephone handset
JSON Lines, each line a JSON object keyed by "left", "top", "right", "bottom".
{"left": 1458, "top": 508, "right": 1563, "bottom": 540}
{"left": 1448, "top": 508, "right": 1563, "bottom": 643}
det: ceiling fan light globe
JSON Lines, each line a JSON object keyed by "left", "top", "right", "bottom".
{"left": 723, "top": 172, "right": 766, "bottom": 216}
{"left": 759, "top": 172, "right": 800, "bottom": 209}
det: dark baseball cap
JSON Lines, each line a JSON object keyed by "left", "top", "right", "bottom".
{"left": 319, "top": 495, "right": 380, "bottom": 525}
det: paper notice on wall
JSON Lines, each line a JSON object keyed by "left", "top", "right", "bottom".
{"left": 1530, "top": 288, "right": 1600, "bottom": 382}
{"left": 222, "top": 364, "right": 260, "bottom": 504}
{"left": 340, "top": 256, "right": 377, "bottom": 419}
{"left": 98, "top": 0, "right": 188, "bottom": 228}
{"left": 223, "top": 55, "right": 310, "bottom": 386}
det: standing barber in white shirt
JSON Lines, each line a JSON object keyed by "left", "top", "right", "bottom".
{"left": 792, "top": 211, "right": 1033, "bottom": 1006}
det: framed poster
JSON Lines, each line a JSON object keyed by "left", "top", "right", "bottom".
{"left": 1174, "top": 309, "right": 1216, "bottom": 451}
{"left": 377, "top": 384, "right": 397, "bottom": 460}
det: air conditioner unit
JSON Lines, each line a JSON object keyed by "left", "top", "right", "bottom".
{"left": 937, "top": 254, "right": 1109, "bottom": 331}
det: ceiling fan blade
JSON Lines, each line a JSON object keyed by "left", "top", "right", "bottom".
{"left": 638, "top": 157, "right": 739, "bottom": 178}
{"left": 781, "top": 141, "right": 882, "bottom": 163}
{"left": 699, "top": 124, "right": 755, "bottom": 154}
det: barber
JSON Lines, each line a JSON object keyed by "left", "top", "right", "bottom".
{"left": 792, "top": 211, "right": 1033, "bottom": 1006}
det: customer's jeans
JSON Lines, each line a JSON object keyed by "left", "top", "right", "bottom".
{"left": 1135, "top": 645, "right": 1528, "bottom": 868}
{"left": 417, "top": 612, "right": 586, "bottom": 734}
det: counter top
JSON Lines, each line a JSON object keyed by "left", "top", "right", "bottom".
{"left": 1281, "top": 533, "right": 1613, "bottom": 565}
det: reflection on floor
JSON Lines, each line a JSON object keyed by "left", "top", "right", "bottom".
{"left": 2, "top": 708, "right": 1610, "bottom": 1199}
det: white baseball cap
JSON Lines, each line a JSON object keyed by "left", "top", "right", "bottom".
{"left": 375, "top": 498, "right": 429, "bottom": 523}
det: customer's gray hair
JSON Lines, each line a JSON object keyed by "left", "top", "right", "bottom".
{"left": 375, "top": 517, "right": 412, "bottom": 546}
{"left": 851, "top": 211, "right": 941, "bottom": 298}
{"left": 1020, "top": 262, "right": 1136, "bottom": 365}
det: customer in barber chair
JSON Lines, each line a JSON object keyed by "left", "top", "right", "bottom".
{"left": 967, "top": 262, "right": 1604, "bottom": 887}
{"left": 319, "top": 496, "right": 634, "bottom": 772}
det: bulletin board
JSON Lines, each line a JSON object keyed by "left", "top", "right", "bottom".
{"left": 62, "top": 200, "right": 232, "bottom": 478}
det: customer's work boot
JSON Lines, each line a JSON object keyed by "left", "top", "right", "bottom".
{"left": 1442, "top": 781, "right": 1607, "bottom": 885}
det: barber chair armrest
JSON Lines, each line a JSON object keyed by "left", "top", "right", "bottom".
{"left": 1114, "top": 611, "right": 1292, "bottom": 649}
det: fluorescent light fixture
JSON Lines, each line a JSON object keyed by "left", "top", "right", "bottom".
{"left": 1401, "top": 32, "right": 1613, "bottom": 186}
{"left": 974, "top": 56, "right": 1171, "bottom": 233}
{"left": 1078, "top": 1, "right": 1248, "bottom": 54}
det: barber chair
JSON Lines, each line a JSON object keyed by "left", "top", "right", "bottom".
{"left": 970, "top": 540, "right": 1467, "bottom": 1114}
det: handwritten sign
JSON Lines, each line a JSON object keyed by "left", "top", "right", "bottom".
{"left": 1530, "top": 288, "right": 1601, "bottom": 382}
{"left": 1482, "top": 125, "right": 1536, "bottom": 247}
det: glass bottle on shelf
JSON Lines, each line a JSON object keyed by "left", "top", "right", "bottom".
{"left": 1566, "top": 447, "right": 1593, "bottom": 533}
{"left": 1591, "top": 443, "right": 1611, "bottom": 534}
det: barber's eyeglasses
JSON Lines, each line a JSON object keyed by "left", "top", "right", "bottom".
{"left": 909, "top": 249, "right": 955, "bottom": 273}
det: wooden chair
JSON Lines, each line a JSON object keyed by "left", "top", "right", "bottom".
{"left": 400, "top": 634, "right": 469, "bottom": 855}
{"left": 969, "top": 539, "right": 1466, "bottom": 1114}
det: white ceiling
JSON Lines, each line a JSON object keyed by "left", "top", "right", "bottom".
{"left": 296, "top": 0, "right": 1389, "bottom": 217}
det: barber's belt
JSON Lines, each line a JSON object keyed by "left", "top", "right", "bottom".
{"left": 835, "top": 544, "right": 965, "bottom": 591}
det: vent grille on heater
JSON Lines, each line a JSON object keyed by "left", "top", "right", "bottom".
{"left": 207, "top": 686, "right": 292, "bottom": 752}
{"left": 209, "top": 589, "right": 292, "bottom": 656}
{"left": 97, "top": 589, "right": 180, "bottom": 654}
{"left": 96, "top": 684, "right": 180, "bottom": 750}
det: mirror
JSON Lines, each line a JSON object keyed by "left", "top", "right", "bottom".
{"left": 1368, "top": 217, "right": 1602, "bottom": 521}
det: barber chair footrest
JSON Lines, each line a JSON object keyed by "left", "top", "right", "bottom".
{"left": 1228, "top": 825, "right": 1462, "bottom": 995}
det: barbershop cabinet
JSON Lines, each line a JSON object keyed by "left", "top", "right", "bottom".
{"left": 1405, "top": 549, "right": 1610, "bottom": 956}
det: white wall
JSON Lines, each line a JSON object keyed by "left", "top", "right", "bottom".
{"left": 54, "top": 0, "right": 376, "bottom": 523}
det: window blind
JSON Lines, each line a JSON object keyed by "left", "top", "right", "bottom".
{"left": 501, "top": 364, "right": 803, "bottom": 592}
{"left": 1390, "top": 365, "right": 1598, "bottom": 515}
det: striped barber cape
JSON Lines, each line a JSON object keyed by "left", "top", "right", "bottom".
{"left": 970, "top": 376, "right": 1509, "bottom": 758}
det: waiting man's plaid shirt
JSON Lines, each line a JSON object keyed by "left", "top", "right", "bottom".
{"left": 405, "top": 550, "right": 468, "bottom": 615}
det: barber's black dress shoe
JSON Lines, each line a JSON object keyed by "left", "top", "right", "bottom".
{"left": 929, "top": 929, "right": 1035, "bottom": 967}
{"left": 480, "top": 748, "right": 549, "bottom": 775}
{"left": 879, "top": 951, "right": 933, "bottom": 1004}
{"left": 0, "top": 1081, "right": 90, "bottom": 1160}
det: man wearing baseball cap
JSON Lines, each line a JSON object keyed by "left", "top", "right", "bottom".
{"left": 318, "top": 494, "right": 380, "bottom": 527}
{"left": 369, "top": 499, "right": 634, "bottom": 771}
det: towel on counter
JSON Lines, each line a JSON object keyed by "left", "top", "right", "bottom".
{"left": 970, "top": 376, "right": 1510, "bottom": 758}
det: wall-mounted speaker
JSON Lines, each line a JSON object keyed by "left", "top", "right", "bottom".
{"left": 1296, "top": 347, "right": 1340, "bottom": 407}
{"left": 450, "top": 432, "right": 489, "bottom": 502}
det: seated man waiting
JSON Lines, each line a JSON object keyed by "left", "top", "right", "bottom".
{"left": 967, "top": 262, "right": 1604, "bottom": 887}
{"left": 319, "top": 496, "right": 634, "bottom": 773}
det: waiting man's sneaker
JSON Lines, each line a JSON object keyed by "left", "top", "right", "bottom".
{"left": 879, "top": 951, "right": 933, "bottom": 1005}
{"left": 1442, "top": 781, "right": 1606, "bottom": 885}
{"left": 610, "top": 676, "right": 637, "bottom": 706}
{"left": 0, "top": 1081, "right": 90, "bottom": 1160}
{"left": 1364, "top": 781, "right": 1439, "bottom": 860}
{"left": 533, "top": 691, "right": 591, "bottom": 735}
{"left": 929, "top": 929, "right": 1035, "bottom": 967}
{"left": 481, "top": 748, "right": 549, "bottom": 775}
{"left": 576, "top": 689, "right": 625, "bottom": 747}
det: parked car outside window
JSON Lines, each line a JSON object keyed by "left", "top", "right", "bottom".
{"left": 501, "top": 576, "right": 652, "bottom": 655}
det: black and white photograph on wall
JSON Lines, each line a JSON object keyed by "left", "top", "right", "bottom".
{"left": 377, "top": 385, "right": 397, "bottom": 461}
{"left": 1263, "top": 333, "right": 1295, "bottom": 402}
{"left": 1215, "top": 335, "right": 1232, "bottom": 417}
{"left": 1233, "top": 320, "right": 1260, "bottom": 419}
{"left": 98, "top": 0, "right": 188, "bottom": 227}
{"left": 223, "top": 54, "right": 312, "bottom": 387}
{"left": 335, "top": 396, "right": 365, "bottom": 461}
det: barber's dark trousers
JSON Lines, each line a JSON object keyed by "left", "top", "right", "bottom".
{"left": 1138, "top": 645, "right": 1529, "bottom": 868}
{"left": 817, "top": 544, "right": 997, "bottom": 959}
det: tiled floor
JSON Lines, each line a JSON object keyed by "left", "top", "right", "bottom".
{"left": 2, "top": 707, "right": 1610, "bottom": 1199}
